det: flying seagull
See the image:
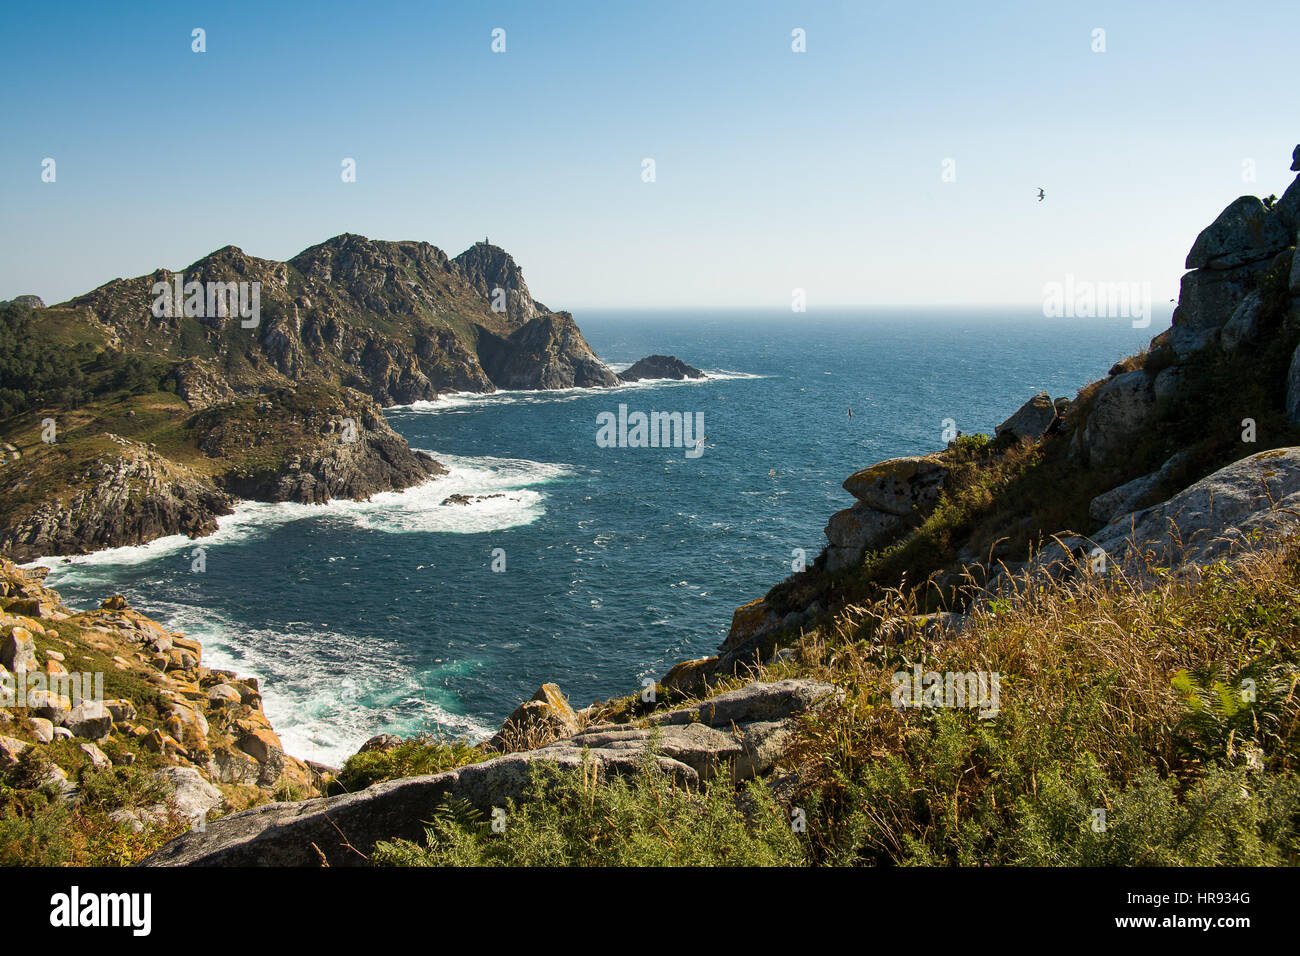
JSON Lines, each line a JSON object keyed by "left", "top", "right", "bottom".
{"left": 1035, "top": 187, "right": 1045, "bottom": 202}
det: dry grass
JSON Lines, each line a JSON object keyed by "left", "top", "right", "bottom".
{"left": 740, "top": 532, "right": 1300, "bottom": 864}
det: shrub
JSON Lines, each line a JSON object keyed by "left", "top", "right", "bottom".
{"left": 373, "top": 752, "right": 805, "bottom": 867}
{"left": 333, "top": 738, "right": 486, "bottom": 794}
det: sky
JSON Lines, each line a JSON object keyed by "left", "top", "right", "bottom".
{"left": 1, "top": 0, "right": 1298, "bottom": 310}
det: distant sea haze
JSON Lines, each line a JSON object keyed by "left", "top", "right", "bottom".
{"left": 39, "top": 309, "right": 1158, "bottom": 765}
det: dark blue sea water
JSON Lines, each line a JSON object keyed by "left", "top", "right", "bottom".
{"left": 37, "top": 309, "right": 1158, "bottom": 763}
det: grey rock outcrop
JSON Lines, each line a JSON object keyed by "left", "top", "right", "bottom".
{"left": 1087, "top": 450, "right": 1191, "bottom": 525}
{"left": 167, "top": 358, "right": 237, "bottom": 409}
{"left": 0, "top": 627, "right": 37, "bottom": 672}
{"left": 485, "top": 683, "right": 580, "bottom": 753}
{"left": 141, "top": 679, "right": 839, "bottom": 867}
{"left": 1185, "top": 196, "right": 1291, "bottom": 270}
{"left": 156, "top": 766, "right": 223, "bottom": 821}
{"left": 1153, "top": 366, "right": 1187, "bottom": 407}
{"left": 0, "top": 734, "right": 30, "bottom": 767}
{"left": 1286, "top": 345, "right": 1300, "bottom": 426}
{"left": 1220, "top": 291, "right": 1265, "bottom": 352}
{"left": 1273, "top": 150, "right": 1300, "bottom": 233}
{"left": 0, "top": 295, "right": 46, "bottom": 309}
{"left": 65, "top": 700, "right": 112, "bottom": 740}
{"left": 842, "top": 455, "right": 947, "bottom": 516}
{"left": 824, "top": 455, "right": 948, "bottom": 573}
{"left": 1169, "top": 262, "right": 1271, "bottom": 359}
{"left": 0, "top": 438, "right": 233, "bottom": 563}
{"left": 995, "top": 391, "right": 1058, "bottom": 441}
{"left": 1162, "top": 183, "right": 1295, "bottom": 364}
{"left": 824, "top": 505, "right": 910, "bottom": 573}
{"left": 1078, "top": 370, "right": 1157, "bottom": 468}
{"left": 110, "top": 767, "right": 223, "bottom": 833}
{"left": 1085, "top": 448, "right": 1300, "bottom": 570}
{"left": 451, "top": 242, "right": 547, "bottom": 326}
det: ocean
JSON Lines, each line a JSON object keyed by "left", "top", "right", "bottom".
{"left": 36, "top": 308, "right": 1160, "bottom": 765}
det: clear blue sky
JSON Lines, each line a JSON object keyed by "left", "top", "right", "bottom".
{"left": 2, "top": 0, "right": 1297, "bottom": 309}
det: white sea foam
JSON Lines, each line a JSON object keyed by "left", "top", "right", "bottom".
{"left": 142, "top": 600, "right": 495, "bottom": 765}
{"left": 31, "top": 454, "right": 573, "bottom": 574}
{"left": 386, "top": 369, "right": 764, "bottom": 415}
{"left": 27, "top": 454, "right": 568, "bottom": 761}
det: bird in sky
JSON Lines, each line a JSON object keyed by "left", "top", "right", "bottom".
{"left": 1035, "top": 187, "right": 1046, "bottom": 202}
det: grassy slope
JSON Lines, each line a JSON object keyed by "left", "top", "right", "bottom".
{"left": 377, "top": 537, "right": 1300, "bottom": 867}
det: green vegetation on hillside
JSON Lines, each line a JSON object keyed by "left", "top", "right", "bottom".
{"left": 332, "top": 738, "right": 487, "bottom": 794}
{"left": 0, "top": 750, "right": 187, "bottom": 867}
{"left": 767, "top": 255, "right": 1300, "bottom": 622}
{"left": 0, "top": 302, "right": 181, "bottom": 419}
{"left": 374, "top": 752, "right": 804, "bottom": 867}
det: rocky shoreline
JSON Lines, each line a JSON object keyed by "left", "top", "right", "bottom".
{"left": 1, "top": 557, "right": 321, "bottom": 853}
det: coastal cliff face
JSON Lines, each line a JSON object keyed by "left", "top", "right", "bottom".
{"left": 477, "top": 313, "right": 622, "bottom": 389}
{"left": 0, "top": 439, "right": 233, "bottom": 563}
{"left": 0, "top": 383, "right": 442, "bottom": 562}
{"left": 451, "top": 241, "right": 549, "bottom": 325}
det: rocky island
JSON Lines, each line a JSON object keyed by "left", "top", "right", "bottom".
{"left": 0, "top": 238, "right": 690, "bottom": 561}
{"left": 617, "top": 354, "right": 705, "bottom": 382}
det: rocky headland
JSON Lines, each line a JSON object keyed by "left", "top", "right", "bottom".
{"left": 0, "top": 238, "right": 692, "bottom": 561}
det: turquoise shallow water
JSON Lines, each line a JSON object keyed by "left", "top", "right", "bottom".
{"left": 36, "top": 308, "right": 1159, "bottom": 764}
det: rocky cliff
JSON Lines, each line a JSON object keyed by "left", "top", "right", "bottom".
{"left": 0, "top": 382, "right": 442, "bottom": 562}
{"left": 451, "top": 241, "right": 549, "bottom": 325}
{"left": 62, "top": 236, "right": 599, "bottom": 405}
{"left": 477, "top": 313, "right": 622, "bottom": 389}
